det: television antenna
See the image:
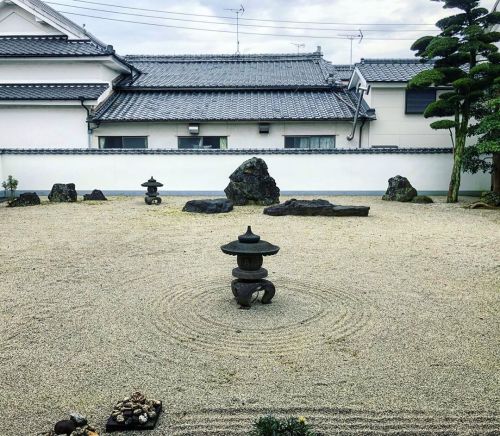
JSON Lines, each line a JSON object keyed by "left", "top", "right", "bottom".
{"left": 291, "top": 43, "right": 306, "bottom": 54}
{"left": 338, "top": 29, "right": 363, "bottom": 65}
{"left": 225, "top": 5, "right": 245, "bottom": 54}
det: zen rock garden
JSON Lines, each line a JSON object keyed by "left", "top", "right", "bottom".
{"left": 1, "top": 158, "right": 499, "bottom": 436}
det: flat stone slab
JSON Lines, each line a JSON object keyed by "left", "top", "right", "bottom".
{"left": 183, "top": 198, "right": 233, "bottom": 214}
{"left": 263, "top": 199, "right": 370, "bottom": 217}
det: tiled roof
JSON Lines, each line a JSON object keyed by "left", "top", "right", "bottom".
{"left": 331, "top": 65, "right": 354, "bottom": 81}
{"left": 121, "top": 53, "right": 337, "bottom": 89}
{"left": 0, "top": 84, "right": 108, "bottom": 100}
{"left": 94, "top": 89, "right": 366, "bottom": 122}
{"left": 0, "top": 36, "right": 109, "bottom": 57}
{"left": 355, "top": 58, "right": 434, "bottom": 82}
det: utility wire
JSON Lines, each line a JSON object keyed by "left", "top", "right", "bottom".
{"left": 57, "top": 11, "right": 426, "bottom": 40}
{"left": 46, "top": 2, "right": 439, "bottom": 33}
{"left": 56, "top": 0, "right": 438, "bottom": 27}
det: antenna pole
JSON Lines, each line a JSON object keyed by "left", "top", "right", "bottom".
{"left": 225, "top": 5, "right": 245, "bottom": 55}
{"left": 338, "top": 30, "right": 363, "bottom": 66}
{"left": 291, "top": 43, "right": 306, "bottom": 54}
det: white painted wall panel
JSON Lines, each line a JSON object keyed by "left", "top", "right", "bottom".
{"left": 93, "top": 121, "right": 369, "bottom": 149}
{"left": 0, "top": 60, "right": 119, "bottom": 84}
{"left": 367, "top": 88, "right": 452, "bottom": 148}
{"left": 0, "top": 153, "right": 489, "bottom": 193}
{"left": 0, "top": 106, "right": 88, "bottom": 148}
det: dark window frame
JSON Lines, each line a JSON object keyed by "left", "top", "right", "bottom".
{"left": 98, "top": 136, "right": 148, "bottom": 149}
{"left": 177, "top": 136, "right": 228, "bottom": 150}
{"left": 284, "top": 135, "right": 336, "bottom": 150}
{"left": 405, "top": 88, "right": 437, "bottom": 114}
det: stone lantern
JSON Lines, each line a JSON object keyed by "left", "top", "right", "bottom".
{"left": 141, "top": 177, "right": 163, "bottom": 205}
{"left": 221, "top": 226, "right": 280, "bottom": 308}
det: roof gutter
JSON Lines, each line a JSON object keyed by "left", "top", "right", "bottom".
{"left": 347, "top": 84, "right": 370, "bottom": 141}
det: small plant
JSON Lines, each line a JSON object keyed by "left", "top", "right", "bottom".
{"left": 251, "top": 415, "right": 318, "bottom": 436}
{"left": 2, "top": 175, "right": 18, "bottom": 199}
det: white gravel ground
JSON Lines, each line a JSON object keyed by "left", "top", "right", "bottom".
{"left": 0, "top": 196, "right": 499, "bottom": 435}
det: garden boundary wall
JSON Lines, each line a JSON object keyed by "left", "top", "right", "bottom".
{"left": 0, "top": 148, "right": 490, "bottom": 195}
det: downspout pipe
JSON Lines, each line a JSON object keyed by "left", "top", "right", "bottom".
{"left": 79, "top": 97, "right": 93, "bottom": 148}
{"left": 347, "top": 84, "right": 370, "bottom": 141}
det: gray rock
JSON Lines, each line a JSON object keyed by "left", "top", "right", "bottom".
{"left": 54, "top": 420, "right": 76, "bottom": 435}
{"left": 48, "top": 183, "right": 77, "bottom": 203}
{"left": 263, "top": 199, "right": 370, "bottom": 217}
{"left": 382, "top": 175, "right": 418, "bottom": 202}
{"left": 225, "top": 157, "right": 280, "bottom": 206}
{"left": 69, "top": 412, "right": 87, "bottom": 427}
{"left": 183, "top": 198, "right": 233, "bottom": 214}
{"left": 7, "top": 192, "right": 40, "bottom": 207}
{"left": 138, "top": 414, "right": 148, "bottom": 424}
{"left": 412, "top": 195, "right": 434, "bottom": 204}
{"left": 83, "top": 189, "right": 107, "bottom": 201}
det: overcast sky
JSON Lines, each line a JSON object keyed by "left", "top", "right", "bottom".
{"left": 53, "top": 0, "right": 497, "bottom": 63}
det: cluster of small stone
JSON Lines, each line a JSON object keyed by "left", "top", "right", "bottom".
{"left": 51, "top": 412, "right": 98, "bottom": 436}
{"left": 111, "top": 392, "right": 160, "bottom": 426}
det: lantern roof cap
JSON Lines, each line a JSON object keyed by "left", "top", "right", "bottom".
{"left": 221, "top": 226, "right": 280, "bottom": 256}
{"left": 141, "top": 176, "right": 163, "bottom": 187}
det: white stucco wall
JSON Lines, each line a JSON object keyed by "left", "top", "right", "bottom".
{"left": 366, "top": 86, "right": 452, "bottom": 148}
{"left": 0, "top": 3, "right": 63, "bottom": 36}
{"left": 0, "top": 152, "right": 490, "bottom": 193}
{"left": 93, "top": 120, "right": 369, "bottom": 149}
{"left": 0, "top": 59, "right": 120, "bottom": 84}
{"left": 0, "top": 105, "right": 89, "bottom": 148}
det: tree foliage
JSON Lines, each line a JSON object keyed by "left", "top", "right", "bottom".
{"left": 409, "top": 0, "right": 500, "bottom": 202}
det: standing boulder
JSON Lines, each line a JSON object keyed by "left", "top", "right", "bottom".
{"left": 224, "top": 157, "right": 280, "bottom": 206}
{"left": 48, "top": 183, "right": 77, "bottom": 202}
{"left": 83, "top": 189, "right": 107, "bottom": 201}
{"left": 7, "top": 192, "right": 41, "bottom": 207}
{"left": 382, "top": 176, "right": 418, "bottom": 202}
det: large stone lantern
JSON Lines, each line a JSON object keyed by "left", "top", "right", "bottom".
{"left": 221, "top": 226, "right": 280, "bottom": 308}
{"left": 141, "top": 177, "right": 163, "bottom": 205}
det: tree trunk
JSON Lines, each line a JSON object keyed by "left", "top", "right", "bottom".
{"left": 447, "top": 135, "right": 465, "bottom": 202}
{"left": 493, "top": 152, "right": 500, "bottom": 193}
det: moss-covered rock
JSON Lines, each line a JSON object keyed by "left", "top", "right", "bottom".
{"left": 412, "top": 195, "right": 434, "bottom": 204}
{"left": 382, "top": 175, "right": 418, "bottom": 202}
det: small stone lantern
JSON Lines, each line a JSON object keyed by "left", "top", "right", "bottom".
{"left": 141, "top": 177, "right": 163, "bottom": 205}
{"left": 221, "top": 226, "right": 280, "bottom": 308}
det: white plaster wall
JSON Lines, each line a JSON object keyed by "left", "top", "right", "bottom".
{"left": 0, "top": 106, "right": 89, "bottom": 148}
{"left": 366, "top": 87, "right": 452, "bottom": 148}
{"left": 0, "top": 60, "right": 119, "bottom": 84}
{"left": 0, "top": 153, "right": 490, "bottom": 193}
{"left": 93, "top": 121, "right": 368, "bottom": 149}
{"left": 0, "top": 4, "right": 63, "bottom": 36}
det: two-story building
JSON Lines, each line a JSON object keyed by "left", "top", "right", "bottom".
{"left": 0, "top": 0, "right": 489, "bottom": 194}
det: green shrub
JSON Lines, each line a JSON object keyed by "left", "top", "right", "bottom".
{"left": 2, "top": 175, "right": 18, "bottom": 199}
{"left": 251, "top": 415, "right": 318, "bottom": 436}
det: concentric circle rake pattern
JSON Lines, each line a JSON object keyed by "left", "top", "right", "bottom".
{"left": 167, "top": 407, "right": 500, "bottom": 435}
{"left": 151, "top": 278, "right": 372, "bottom": 356}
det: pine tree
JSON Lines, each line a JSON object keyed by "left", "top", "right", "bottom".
{"left": 409, "top": 0, "right": 500, "bottom": 202}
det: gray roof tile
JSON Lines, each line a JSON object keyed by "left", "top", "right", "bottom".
{"left": 356, "top": 58, "right": 434, "bottom": 82}
{"left": 0, "top": 83, "right": 108, "bottom": 100}
{"left": 94, "top": 89, "right": 365, "bottom": 122}
{"left": 122, "top": 53, "right": 337, "bottom": 89}
{"left": 0, "top": 36, "right": 109, "bottom": 57}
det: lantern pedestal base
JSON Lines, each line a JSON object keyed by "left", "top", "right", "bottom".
{"left": 231, "top": 279, "right": 275, "bottom": 308}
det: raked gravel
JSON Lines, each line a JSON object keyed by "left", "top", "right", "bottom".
{"left": 0, "top": 196, "right": 499, "bottom": 435}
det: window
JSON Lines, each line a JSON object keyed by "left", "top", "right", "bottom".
{"left": 178, "top": 136, "right": 228, "bottom": 149}
{"left": 405, "top": 88, "right": 436, "bottom": 114}
{"left": 284, "top": 135, "right": 335, "bottom": 150}
{"left": 99, "top": 136, "right": 147, "bottom": 149}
